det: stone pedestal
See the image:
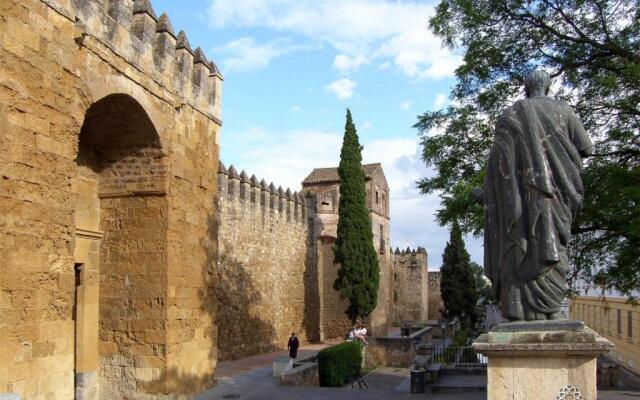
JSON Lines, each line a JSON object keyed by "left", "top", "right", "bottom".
{"left": 473, "top": 320, "right": 613, "bottom": 400}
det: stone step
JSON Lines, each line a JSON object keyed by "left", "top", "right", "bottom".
{"left": 441, "top": 366, "right": 487, "bottom": 375}
{"left": 426, "top": 374, "right": 487, "bottom": 393}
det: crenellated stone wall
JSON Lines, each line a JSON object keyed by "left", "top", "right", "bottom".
{"left": 393, "top": 248, "right": 429, "bottom": 324}
{"left": 0, "top": 0, "right": 221, "bottom": 398}
{"left": 215, "top": 163, "right": 318, "bottom": 360}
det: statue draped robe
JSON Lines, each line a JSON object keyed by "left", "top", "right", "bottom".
{"left": 484, "top": 96, "right": 592, "bottom": 320}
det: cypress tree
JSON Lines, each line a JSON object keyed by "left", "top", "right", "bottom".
{"left": 333, "top": 109, "right": 380, "bottom": 323}
{"left": 440, "top": 221, "right": 478, "bottom": 323}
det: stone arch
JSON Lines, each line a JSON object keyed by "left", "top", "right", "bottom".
{"left": 74, "top": 93, "right": 169, "bottom": 399}
{"left": 82, "top": 75, "right": 172, "bottom": 150}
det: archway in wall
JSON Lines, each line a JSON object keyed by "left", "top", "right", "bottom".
{"left": 74, "top": 94, "right": 168, "bottom": 399}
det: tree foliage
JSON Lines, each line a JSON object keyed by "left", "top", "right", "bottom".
{"left": 440, "top": 222, "right": 479, "bottom": 321}
{"left": 416, "top": 0, "right": 640, "bottom": 297}
{"left": 334, "top": 109, "right": 380, "bottom": 322}
{"left": 470, "top": 261, "right": 495, "bottom": 305}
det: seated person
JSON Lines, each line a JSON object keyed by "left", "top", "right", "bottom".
{"left": 346, "top": 326, "right": 356, "bottom": 341}
{"left": 354, "top": 324, "right": 369, "bottom": 345}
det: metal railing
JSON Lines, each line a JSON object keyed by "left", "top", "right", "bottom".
{"left": 431, "top": 346, "right": 487, "bottom": 366}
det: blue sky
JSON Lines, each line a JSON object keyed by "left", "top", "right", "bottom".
{"left": 152, "top": 0, "right": 483, "bottom": 268}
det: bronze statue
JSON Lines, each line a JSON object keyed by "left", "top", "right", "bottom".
{"left": 483, "top": 70, "right": 592, "bottom": 321}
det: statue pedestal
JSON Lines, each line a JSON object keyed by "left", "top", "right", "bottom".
{"left": 473, "top": 320, "right": 613, "bottom": 400}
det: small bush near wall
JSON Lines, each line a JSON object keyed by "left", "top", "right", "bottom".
{"left": 318, "top": 341, "right": 363, "bottom": 387}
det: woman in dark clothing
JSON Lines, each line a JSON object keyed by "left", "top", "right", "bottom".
{"left": 287, "top": 332, "right": 299, "bottom": 359}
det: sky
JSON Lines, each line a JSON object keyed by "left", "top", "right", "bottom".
{"left": 152, "top": 0, "right": 484, "bottom": 268}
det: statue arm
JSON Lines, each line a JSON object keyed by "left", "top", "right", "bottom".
{"left": 568, "top": 109, "right": 593, "bottom": 157}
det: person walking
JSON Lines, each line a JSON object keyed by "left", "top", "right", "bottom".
{"left": 287, "top": 332, "right": 299, "bottom": 360}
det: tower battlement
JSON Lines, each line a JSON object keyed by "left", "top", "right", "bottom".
{"left": 393, "top": 246, "right": 428, "bottom": 261}
{"left": 46, "top": 0, "right": 222, "bottom": 122}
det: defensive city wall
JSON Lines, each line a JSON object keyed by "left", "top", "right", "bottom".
{"left": 216, "top": 162, "right": 437, "bottom": 360}
{"left": 1, "top": 0, "right": 221, "bottom": 399}
{"left": 216, "top": 163, "right": 318, "bottom": 360}
{"left": 0, "top": 0, "right": 434, "bottom": 398}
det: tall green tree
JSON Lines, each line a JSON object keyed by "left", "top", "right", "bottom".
{"left": 470, "top": 262, "right": 495, "bottom": 305}
{"left": 334, "top": 109, "right": 380, "bottom": 322}
{"left": 416, "top": 0, "right": 640, "bottom": 297}
{"left": 440, "top": 222, "right": 479, "bottom": 322}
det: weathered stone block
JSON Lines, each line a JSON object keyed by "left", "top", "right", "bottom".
{"left": 473, "top": 325, "right": 614, "bottom": 400}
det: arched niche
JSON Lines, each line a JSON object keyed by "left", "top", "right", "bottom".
{"left": 74, "top": 93, "right": 169, "bottom": 400}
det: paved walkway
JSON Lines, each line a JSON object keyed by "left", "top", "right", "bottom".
{"left": 196, "top": 343, "right": 485, "bottom": 400}
{"left": 196, "top": 364, "right": 485, "bottom": 400}
{"left": 215, "top": 343, "right": 330, "bottom": 380}
{"left": 195, "top": 339, "right": 640, "bottom": 400}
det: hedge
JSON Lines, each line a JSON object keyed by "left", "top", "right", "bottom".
{"left": 318, "top": 341, "right": 363, "bottom": 387}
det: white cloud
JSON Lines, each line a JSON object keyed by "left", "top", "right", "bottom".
{"left": 361, "top": 121, "right": 372, "bottom": 131}
{"left": 399, "top": 100, "right": 413, "bottom": 111}
{"left": 207, "top": 0, "right": 462, "bottom": 78}
{"left": 216, "top": 37, "right": 309, "bottom": 72}
{"left": 292, "top": 105, "right": 301, "bottom": 112}
{"left": 333, "top": 54, "right": 367, "bottom": 73}
{"left": 325, "top": 78, "right": 357, "bottom": 99}
{"left": 433, "top": 93, "right": 447, "bottom": 109}
{"left": 221, "top": 127, "right": 484, "bottom": 269}
{"left": 222, "top": 127, "right": 342, "bottom": 190}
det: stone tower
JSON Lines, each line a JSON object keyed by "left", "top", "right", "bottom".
{"left": 302, "top": 163, "right": 393, "bottom": 340}
{"left": 392, "top": 247, "right": 429, "bottom": 324}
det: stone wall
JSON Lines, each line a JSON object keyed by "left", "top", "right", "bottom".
{"left": 0, "top": 0, "right": 221, "bottom": 398}
{"left": 393, "top": 248, "right": 428, "bottom": 324}
{"left": 364, "top": 326, "right": 433, "bottom": 368}
{"left": 216, "top": 164, "right": 317, "bottom": 360}
{"left": 279, "top": 362, "right": 319, "bottom": 387}
{"left": 428, "top": 271, "right": 444, "bottom": 320}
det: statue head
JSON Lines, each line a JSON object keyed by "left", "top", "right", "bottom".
{"left": 525, "top": 70, "right": 551, "bottom": 98}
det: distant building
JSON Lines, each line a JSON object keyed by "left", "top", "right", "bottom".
{"left": 570, "top": 296, "right": 640, "bottom": 373}
{"left": 569, "top": 265, "right": 640, "bottom": 372}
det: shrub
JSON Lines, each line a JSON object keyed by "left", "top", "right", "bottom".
{"left": 318, "top": 341, "right": 362, "bottom": 387}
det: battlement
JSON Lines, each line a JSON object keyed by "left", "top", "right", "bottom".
{"left": 45, "top": 0, "right": 222, "bottom": 123}
{"left": 218, "top": 161, "right": 309, "bottom": 224}
{"left": 393, "top": 247, "right": 428, "bottom": 257}
{"left": 392, "top": 246, "right": 428, "bottom": 268}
